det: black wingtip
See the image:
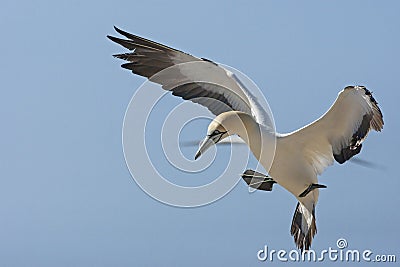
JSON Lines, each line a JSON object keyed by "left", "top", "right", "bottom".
{"left": 107, "top": 35, "right": 119, "bottom": 43}
{"left": 107, "top": 25, "right": 123, "bottom": 40}
{"left": 106, "top": 35, "right": 115, "bottom": 42}
{"left": 113, "top": 25, "right": 125, "bottom": 35}
{"left": 106, "top": 35, "right": 137, "bottom": 51}
{"left": 121, "top": 62, "right": 135, "bottom": 70}
{"left": 108, "top": 26, "right": 129, "bottom": 43}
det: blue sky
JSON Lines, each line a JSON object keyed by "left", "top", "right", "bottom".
{"left": 1, "top": 0, "right": 399, "bottom": 266}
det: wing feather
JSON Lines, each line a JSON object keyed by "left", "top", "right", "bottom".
{"left": 108, "top": 27, "right": 270, "bottom": 125}
{"left": 286, "top": 86, "right": 383, "bottom": 174}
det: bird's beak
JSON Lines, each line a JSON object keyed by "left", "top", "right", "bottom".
{"left": 194, "top": 136, "right": 215, "bottom": 160}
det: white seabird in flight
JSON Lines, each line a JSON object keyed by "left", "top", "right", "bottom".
{"left": 108, "top": 27, "right": 384, "bottom": 251}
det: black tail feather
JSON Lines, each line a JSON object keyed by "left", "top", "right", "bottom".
{"left": 290, "top": 203, "right": 317, "bottom": 251}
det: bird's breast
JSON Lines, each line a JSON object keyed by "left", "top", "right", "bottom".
{"left": 265, "top": 140, "right": 318, "bottom": 197}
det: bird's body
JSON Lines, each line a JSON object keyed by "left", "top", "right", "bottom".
{"left": 271, "top": 136, "right": 320, "bottom": 195}
{"left": 108, "top": 27, "right": 384, "bottom": 251}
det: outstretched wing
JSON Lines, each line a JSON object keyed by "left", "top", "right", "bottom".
{"left": 107, "top": 26, "right": 269, "bottom": 125}
{"left": 286, "top": 85, "right": 384, "bottom": 175}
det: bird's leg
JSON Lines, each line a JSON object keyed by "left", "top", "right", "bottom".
{"left": 298, "top": 183, "right": 327, "bottom": 198}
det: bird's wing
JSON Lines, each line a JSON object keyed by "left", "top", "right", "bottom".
{"left": 107, "top": 27, "right": 269, "bottom": 125}
{"left": 285, "top": 86, "right": 384, "bottom": 175}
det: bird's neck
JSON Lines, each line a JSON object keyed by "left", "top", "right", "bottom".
{"left": 235, "top": 113, "right": 276, "bottom": 164}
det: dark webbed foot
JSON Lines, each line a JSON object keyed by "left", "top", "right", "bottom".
{"left": 241, "top": 169, "right": 276, "bottom": 191}
{"left": 298, "top": 183, "right": 327, "bottom": 198}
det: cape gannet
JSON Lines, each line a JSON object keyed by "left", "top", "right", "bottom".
{"left": 108, "top": 27, "right": 384, "bottom": 251}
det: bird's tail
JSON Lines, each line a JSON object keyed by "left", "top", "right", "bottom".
{"left": 290, "top": 201, "right": 317, "bottom": 251}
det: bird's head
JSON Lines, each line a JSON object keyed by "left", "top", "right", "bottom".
{"left": 194, "top": 111, "right": 253, "bottom": 160}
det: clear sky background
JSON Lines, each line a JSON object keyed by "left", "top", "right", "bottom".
{"left": 1, "top": 0, "right": 399, "bottom": 266}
